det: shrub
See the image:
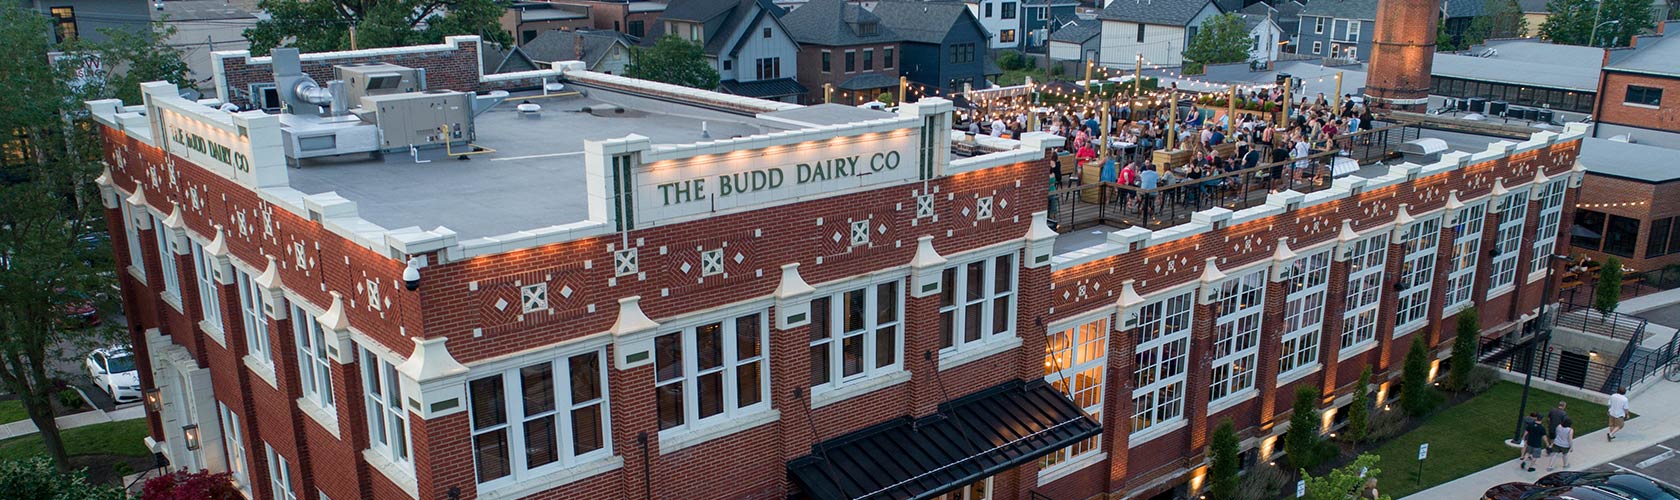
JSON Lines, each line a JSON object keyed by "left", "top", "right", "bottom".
{"left": 1596, "top": 256, "right": 1624, "bottom": 318}
{"left": 996, "top": 50, "right": 1026, "bottom": 71}
{"left": 1208, "top": 419, "right": 1240, "bottom": 499}
{"left": 1346, "top": 367, "right": 1371, "bottom": 443}
{"left": 142, "top": 470, "right": 243, "bottom": 500}
{"left": 876, "top": 92, "right": 895, "bottom": 106}
{"left": 0, "top": 457, "right": 125, "bottom": 500}
{"left": 1236, "top": 462, "right": 1291, "bottom": 500}
{"left": 56, "top": 389, "right": 83, "bottom": 410}
{"left": 1465, "top": 365, "right": 1500, "bottom": 394}
{"left": 1400, "top": 337, "right": 1439, "bottom": 416}
{"left": 1365, "top": 403, "right": 1410, "bottom": 442}
{"left": 1285, "top": 386, "right": 1326, "bottom": 470}
{"left": 1449, "top": 308, "right": 1481, "bottom": 392}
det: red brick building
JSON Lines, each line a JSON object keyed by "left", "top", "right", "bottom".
{"left": 95, "top": 36, "right": 1584, "bottom": 500}
{"left": 1591, "top": 21, "right": 1680, "bottom": 150}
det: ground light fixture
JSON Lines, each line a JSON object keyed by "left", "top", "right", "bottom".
{"left": 182, "top": 424, "right": 201, "bottom": 451}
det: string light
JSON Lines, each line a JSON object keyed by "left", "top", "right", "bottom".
{"left": 1575, "top": 201, "right": 1648, "bottom": 208}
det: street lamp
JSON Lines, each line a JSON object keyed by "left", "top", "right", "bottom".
{"left": 1510, "top": 253, "right": 1571, "bottom": 446}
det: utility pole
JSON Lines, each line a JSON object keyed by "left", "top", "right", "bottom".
{"left": 1588, "top": 0, "right": 1606, "bottom": 47}
{"left": 1133, "top": 53, "right": 1143, "bottom": 117}
{"left": 349, "top": 23, "right": 358, "bottom": 50}
{"left": 1334, "top": 71, "right": 1345, "bottom": 115}
{"left": 1280, "top": 77, "right": 1292, "bottom": 127}
{"left": 1228, "top": 84, "right": 1238, "bottom": 134}
{"left": 1085, "top": 58, "right": 1095, "bottom": 90}
{"left": 1510, "top": 254, "right": 1567, "bottom": 445}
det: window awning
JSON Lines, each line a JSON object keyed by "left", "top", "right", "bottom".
{"left": 788, "top": 379, "right": 1101, "bottom": 500}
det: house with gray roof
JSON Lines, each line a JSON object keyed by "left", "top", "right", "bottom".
{"left": 1096, "top": 0, "right": 1222, "bottom": 68}
{"left": 780, "top": 0, "right": 905, "bottom": 104}
{"left": 1237, "top": 12, "right": 1284, "bottom": 65}
{"left": 872, "top": 0, "right": 1002, "bottom": 93}
{"left": 1023, "top": 0, "right": 1080, "bottom": 49}
{"left": 1295, "top": 0, "right": 1375, "bottom": 61}
{"left": 1593, "top": 21, "right": 1680, "bottom": 149}
{"left": 1048, "top": 18, "right": 1100, "bottom": 65}
{"left": 649, "top": 0, "right": 806, "bottom": 101}
{"left": 1241, "top": 0, "right": 1303, "bottom": 49}
{"left": 522, "top": 29, "right": 635, "bottom": 74}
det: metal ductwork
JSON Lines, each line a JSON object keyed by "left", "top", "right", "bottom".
{"left": 271, "top": 48, "right": 348, "bottom": 117}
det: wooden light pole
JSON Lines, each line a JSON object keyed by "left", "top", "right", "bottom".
{"left": 1333, "top": 71, "right": 1345, "bottom": 115}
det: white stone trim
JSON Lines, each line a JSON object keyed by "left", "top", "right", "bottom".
{"left": 296, "top": 396, "right": 340, "bottom": 439}
{"left": 657, "top": 408, "right": 779, "bottom": 454}
{"left": 810, "top": 369, "right": 911, "bottom": 409}
{"left": 1037, "top": 451, "right": 1107, "bottom": 487}
{"left": 938, "top": 334, "right": 1023, "bottom": 371}
{"left": 474, "top": 455, "right": 623, "bottom": 500}
{"left": 244, "top": 354, "right": 278, "bottom": 389}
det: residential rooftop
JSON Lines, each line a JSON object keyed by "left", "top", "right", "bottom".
{"left": 1605, "top": 21, "right": 1680, "bottom": 77}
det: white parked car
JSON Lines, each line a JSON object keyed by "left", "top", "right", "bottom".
{"left": 86, "top": 347, "right": 140, "bottom": 403}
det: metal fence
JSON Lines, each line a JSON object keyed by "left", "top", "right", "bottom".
{"left": 1556, "top": 302, "right": 1647, "bottom": 345}
{"left": 1480, "top": 329, "right": 1680, "bottom": 394}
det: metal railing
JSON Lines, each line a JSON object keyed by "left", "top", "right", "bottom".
{"left": 1480, "top": 336, "right": 1623, "bottom": 394}
{"left": 1608, "top": 329, "right": 1680, "bottom": 391}
{"left": 1048, "top": 124, "right": 1421, "bottom": 231}
{"left": 1556, "top": 302, "right": 1648, "bottom": 345}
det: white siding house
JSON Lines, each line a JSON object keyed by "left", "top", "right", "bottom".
{"left": 1097, "top": 0, "right": 1221, "bottom": 68}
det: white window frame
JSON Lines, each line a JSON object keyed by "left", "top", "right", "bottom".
{"left": 218, "top": 403, "right": 249, "bottom": 489}
{"left": 1312, "top": 41, "right": 1323, "bottom": 55}
{"left": 1488, "top": 190, "right": 1530, "bottom": 296}
{"left": 1209, "top": 269, "right": 1265, "bottom": 404}
{"left": 1345, "top": 46, "right": 1357, "bottom": 60}
{"left": 937, "top": 252, "right": 1018, "bottom": 354}
{"left": 1280, "top": 249, "right": 1331, "bottom": 379}
{"left": 654, "top": 312, "right": 770, "bottom": 435}
{"left": 467, "top": 346, "right": 612, "bottom": 490}
{"left": 1130, "top": 290, "right": 1193, "bottom": 437}
{"left": 190, "top": 240, "right": 221, "bottom": 329}
{"left": 291, "top": 304, "right": 335, "bottom": 413}
{"left": 151, "top": 216, "right": 180, "bottom": 298}
{"left": 266, "top": 444, "right": 297, "bottom": 500}
{"left": 1040, "top": 314, "right": 1108, "bottom": 472}
{"left": 234, "top": 267, "right": 272, "bottom": 366}
{"left": 1340, "top": 233, "right": 1389, "bottom": 354}
{"left": 1395, "top": 215, "right": 1443, "bottom": 334}
{"left": 361, "top": 345, "right": 413, "bottom": 477}
{"left": 1445, "top": 201, "right": 1487, "bottom": 312}
{"left": 121, "top": 202, "right": 145, "bottom": 277}
{"left": 1530, "top": 181, "right": 1567, "bottom": 276}
{"left": 808, "top": 278, "right": 904, "bottom": 391}
{"left": 1315, "top": 17, "right": 1326, "bottom": 34}
{"left": 1347, "top": 20, "right": 1360, "bottom": 42}
{"left": 932, "top": 477, "right": 993, "bottom": 500}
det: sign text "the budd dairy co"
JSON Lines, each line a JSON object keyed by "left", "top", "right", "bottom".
{"left": 655, "top": 151, "right": 902, "bottom": 206}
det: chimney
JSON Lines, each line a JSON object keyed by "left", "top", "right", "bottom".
{"left": 574, "top": 31, "right": 585, "bottom": 60}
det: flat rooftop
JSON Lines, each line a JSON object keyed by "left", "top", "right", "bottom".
{"left": 285, "top": 87, "right": 795, "bottom": 239}
{"left": 1578, "top": 138, "right": 1680, "bottom": 184}
{"left": 1433, "top": 40, "right": 1604, "bottom": 92}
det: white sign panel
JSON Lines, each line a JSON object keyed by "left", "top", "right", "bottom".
{"left": 635, "top": 128, "right": 918, "bottom": 224}
{"left": 1418, "top": 442, "right": 1428, "bottom": 460}
{"left": 1296, "top": 480, "right": 1305, "bottom": 498}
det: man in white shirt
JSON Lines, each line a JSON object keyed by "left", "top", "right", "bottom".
{"left": 1607, "top": 386, "right": 1629, "bottom": 441}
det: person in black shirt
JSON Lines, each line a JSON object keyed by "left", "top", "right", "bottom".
{"left": 1520, "top": 412, "right": 1549, "bottom": 472}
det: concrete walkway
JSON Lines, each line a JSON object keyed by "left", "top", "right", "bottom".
{"left": 1399, "top": 372, "right": 1680, "bottom": 499}
{"left": 0, "top": 404, "right": 146, "bottom": 441}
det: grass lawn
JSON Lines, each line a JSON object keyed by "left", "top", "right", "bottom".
{"left": 0, "top": 419, "right": 151, "bottom": 461}
{"left": 0, "top": 400, "right": 26, "bottom": 424}
{"left": 1370, "top": 381, "right": 1613, "bottom": 498}
{"left": 998, "top": 68, "right": 1049, "bottom": 86}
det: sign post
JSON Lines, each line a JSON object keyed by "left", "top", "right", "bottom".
{"left": 1296, "top": 479, "right": 1306, "bottom": 498}
{"left": 1417, "top": 442, "right": 1429, "bottom": 484}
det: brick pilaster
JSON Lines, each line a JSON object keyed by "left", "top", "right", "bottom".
{"left": 1375, "top": 236, "right": 1406, "bottom": 372}
{"left": 1185, "top": 297, "right": 1215, "bottom": 452}
{"left": 1509, "top": 196, "right": 1545, "bottom": 320}
{"left": 1473, "top": 196, "right": 1503, "bottom": 326}
{"left": 1256, "top": 273, "right": 1288, "bottom": 424}
{"left": 906, "top": 289, "right": 944, "bottom": 419}
{"left": 1427, "top": 222, "right": 1458, "bottom": 348}
{"left": 1104, "top": 327, "right": 1136, "bottom": 494}
{"left": 1319, "top": 259, "right": 1352, "bottom": 402}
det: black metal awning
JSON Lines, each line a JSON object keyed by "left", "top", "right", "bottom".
{"left": 788, "top": 379, "right": 1101, "bottom": 500}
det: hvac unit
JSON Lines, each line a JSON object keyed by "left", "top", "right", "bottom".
{"left": 360, "top": 90, "right": 475, "bottom": 151}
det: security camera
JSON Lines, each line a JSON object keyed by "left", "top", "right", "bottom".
{"left": 403, "top": 257, "right": 423, "bottom": 291}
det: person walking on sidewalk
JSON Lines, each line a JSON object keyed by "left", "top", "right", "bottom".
{"left": 1547, "top": 401, "right": 1569, "bottom": 441}
{"left": 1608, "top": 386, "right": 1630, "bottom": 441}
{"left": 1521, "top": 412, "right": 1550, "bottom": 472}
{"left": 1550, "top": 418, "right": 1574, "bottom": 471}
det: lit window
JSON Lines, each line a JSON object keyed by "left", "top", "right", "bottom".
{"left": 809, "top": 281, "right": 902, "bottom": 388}
{"left": 1445, "top": 202, "right": 1487, "bottom": 311}
{"left": 655, "top": 313, "right": 768, "bottom": 431}
{"left": 1041, "top": 316, "right": 1107, "bottom": 469}
{"left": 1396, "top": 216, "right": 1442, "bottom": 332}
{"left": 1340, "top": 234, "right": 1389, "bottom": 352}
{"left": 937, "top": 253, "right": 1017, "bottom": 352}
{"left": 1488, "top": 190, "right": 1530, "bottom": 294}
{"left": 1280, "top": 249, "right": 1331, "bottom": 375}
{"left": 1531, "top": 181, "right": 1567, "bottom": 274}
{"left": 1209, "top": 270, "right": 1265, "bottom": 403}
{"left": 361, "top": 346, "right": 412, "bottom": 476}
{"left": 1131, "top": 291, "right": 1192, "bottom": 435}
{"left": 218, "top": 403, "right": 248, "bottom": 487}
{"left": 291, "top": 305, "right": 335, "bottom": 412}
{"left": 468, "top": 348, "right": 610, "bottom": 486}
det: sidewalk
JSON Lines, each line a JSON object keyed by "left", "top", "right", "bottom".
{"left": 0, "top": 404, "right": 146, "bottom": 441}
{"left": 1399, "top": 377, "right": 1680, "bottom": 499}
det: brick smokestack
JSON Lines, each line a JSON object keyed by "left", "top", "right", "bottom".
{"left": 1365, "top": 0, "right": 1441, "bottom": 112}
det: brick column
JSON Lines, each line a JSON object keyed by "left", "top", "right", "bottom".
{"left": 1016, "top": 253, "right": 1052, "bottom": 382}
{"left": 1319, "top": 254, "right": 1351, "bottom": 402}
{"left": 267, "top": 305, "right": 316, "bottom": 496}
{"left": 1256, "top": 247, "right": 1290, "bottom": 424}
{"left": 1508, "top": 195, "right": 1545, "bottom": 321}
{"left": 331, "top": 348, "right": 371, "bottom": 500}
{"left": 1374, "top": 223, "right": 1408, "bottom": 372}
{"left": 1185, "top": 273, "right": 1217, "bottom": 453}
{"left": 1426, "top": 214, "right": 1458, "bottom": 349}
{"left": 772, "top": 299, "right": 816, "bottom": 464}
{"left": 104, "top": 199, "right": 167, "bottom": 442}
{"left": 1104, "top": 324, "right": 1136, "bottom": 494}
{"left": 1472, "top": 191, "right": 1503, "bottom": 326}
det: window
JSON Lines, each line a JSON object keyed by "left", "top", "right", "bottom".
{"left": 1187, "top": 26, "right": 1199, "bottom": 41}
{"left": 468, "top": 348, "right": 610, "bottom": 486}
{"left": 191, "top": 241, "right": 221, "bottom": 328}
{"left": 361, "top": 347, "right": 412, "bottom": 474}
{"left": 266, "top": 445, "right": 297, "bottom": 500}
{"left": 755, "top": 57, "right": 781, "bottom": 80}
{"left": 858, "top": 22, "right": 878, "bottom": 36}
{"left": 1345, "top": 46, "right": 1357, "bottom": 60}
{"left": 234, "top": 268, "right": 271, "bottom": 364}
{"left": 1646, "top": 216, "right": 1680, "bottom": 258}
{"left": 1347, "top": 20, "right": 1360, "bottom": 42}
{"left": 863, "top": 49, "right": 874, "bottom": 71}
{"left": 1136, "top": 24, "right": 1146, "bottom": 43}
{"left": 218, "top": 403, "right": 248, "bottom": 486}
{"left": 822, "top": 51, "right": 832, "bottom": 72}
{"left": 121, "top": 202, "right": 145, "bottom": 277}
{"left": 1626, "top": 85, "right": 1663, "bottom": 107}
{"left": 655, "top": 313, "right": 767, "bottom": 431}
{"left": 950, "top": 43, "right": 976, "bottom": 64}
{"left": 1488, "top": 190, "right": 1530, "bottom": 294}
{"left": 628, "top": 20, "right": 644, "bottom": 38}
{"left": 1037, "top": 7, "right": 1048, "bottom": 20}
{"left": 689, "top": 24, "right": 702, "bottom": 43}
{"left": 1253, "top": 35, "right": 1260, "bottom": 51}
{"left": 49, "top": 7, "right": 76, "bottom": 43}
{"left": 1000, "top": 30, "right": 1017, "bottom": 44}
{"left": 1312, "top": 41, "right": 1323, "bottom": 54}
{"left": 151, "top": 217, "right": 180, "bottom": 297}
{"left": 937, "top": 254, "right": 1017, "bottom": 352}
{"left": 1280, "top": 249, "right": 1331, "bottom": 376}
{"left": 932, "top": 478, "right": 992, "bottom": 500}
{"left": 763, "top": 27, "right": 772, "bottom": 38}
{"left": 522, "top": 30, "right": 538, "bottom": 44}
{"left": 884, "top": 47, "right": 895, "bottom": 68}
{"left": 1132, "top": 291, "right": 1192, "bottom": 435}
{"left": 1603, "top": 214, "right": 1641, "bottom": 257}
{"left": 1001, "top": 2, "right": 1016, "bottom": 19}
{"left": 984, "top": 2, "right": 992, "bottom": 17}
{"left": 1210, "top": 270, "right": 1264, "bottom": 403}
{"left": 1396, "top": 216, "right": 1443, "bottom": 332}
{"left": 845, "top": 51, "right": 856, "bottom": 72}
{"left": 1041, "top": 316, "right": 1107, "bottom": 469}
{"left": 1445, "top": 202, "right": 1487, "bottom": 311}
{"left": 809, "top": 281, "right": 903, "bottom": 388}
{"left": 1531, "top": 181, "right": 1567, "bottom": 273}
{"left": 1315, "top": 17, "right": 1326, "bottom": 34}
{"left": 291, "top": 305, "right": 334, "bottom": 411}
{"left": 1340, "top": 234, "right": 1389, "bottom": 352}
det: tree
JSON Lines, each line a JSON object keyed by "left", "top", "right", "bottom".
{"left": 70, "top": 23, "right": 193, "bottom": 104}
{"left": 1183, "top": 13, "right": 1252, "bottom": 74}
{"left": 1437, "top": 21, "right": 1459, "bottom": 52}
{"left": 1461, "top": 0, "right": 1531, "bottom": 48}
{"left": 1539, "top": 0, "right": 1654, "bottom": 47}
{"left": 1208, "top": 419, "right": 1240, "bottom": 500}
{"left": 0, "top": 1, "right": 153, "bottom": 471}
{"left": 1302, "top": 453, "right": 1391, "bottom": 500}
{"left": 1347, "top": 367, "right": 1371, "bottom": 443}
{"left": 1285, "top": 385, "right": 1325, "bottom": 469}
{"left": 1400, "top": 337, "right": 1438, "bottom": 416}
{"left": 143, "top": 470, "right": 244, "bottom": 500}
{"left": 243, "top": 0, "right": 511, "bottom": 56}
{"left": 1449, "top": 308, "right": 1482, "bottom": 391}
{"left": 0, "top": 458, "right": 126, "bottom": 500}
{"left": 626, "top": 36, "right": 721, "bottom": 90}
{"left": 1595, "top": 256, "right": 1625, "bottom": 319}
